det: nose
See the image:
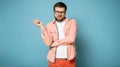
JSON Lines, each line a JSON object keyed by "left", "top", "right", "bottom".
{"left": 58, "top": 13, "right": 61, "bottom": 15}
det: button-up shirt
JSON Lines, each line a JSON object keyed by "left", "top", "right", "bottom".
{"left": 41, "top": 18, "right": 77, "bottom": 63}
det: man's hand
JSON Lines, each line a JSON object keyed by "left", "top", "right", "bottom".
{"left": 33, "top": 19, "right": 44, "bottom": 29}
{"left": 50, "top": 40, "right": 61, "bottom": 47}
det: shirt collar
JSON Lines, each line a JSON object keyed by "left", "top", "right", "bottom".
{"left": 52, "top": 18, "right": 69, "bottom": 24}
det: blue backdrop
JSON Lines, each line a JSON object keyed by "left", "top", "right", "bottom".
{"left": 0, "top": 0, "right": 120, "bottom": 67}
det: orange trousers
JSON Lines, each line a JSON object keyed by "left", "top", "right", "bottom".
{"left": 48, "top": 58, "right": 76, "bottom": 67}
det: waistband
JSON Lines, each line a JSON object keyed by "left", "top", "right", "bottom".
{"left": 56, "top": 58, "right": 67, "bottom": 60}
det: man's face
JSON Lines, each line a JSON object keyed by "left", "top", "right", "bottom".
{"left": 54, "top": 7, "right": 66, "bottom": 22}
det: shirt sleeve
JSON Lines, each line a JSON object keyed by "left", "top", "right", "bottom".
{"left": 41, "top": 23, "right": 53, "bottom": 46}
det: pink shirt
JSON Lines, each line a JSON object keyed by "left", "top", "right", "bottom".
{"left": 41, "top": 18, "right": 77, "bottom": 63}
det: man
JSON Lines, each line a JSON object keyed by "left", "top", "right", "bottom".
{"left": 33, "top": 2, "right": 77, "bottom": 67}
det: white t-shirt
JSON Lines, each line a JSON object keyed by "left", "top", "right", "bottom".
{"left": 56, "top": 20, "right": 67, "bottom": 58}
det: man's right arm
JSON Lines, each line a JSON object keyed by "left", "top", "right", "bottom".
{"left": 33, "top": 20, "right": 53, "bottom": 46}
{"left": 40, "top": 24, "right": 53, "bottom": 46}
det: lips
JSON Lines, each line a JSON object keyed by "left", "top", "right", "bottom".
{"left": 57, "top": 16, "right": 62, "bottom": 18}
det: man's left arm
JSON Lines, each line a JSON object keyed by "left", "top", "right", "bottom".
{"left": 51, "top": 19, "right": 77, "bottom": 47}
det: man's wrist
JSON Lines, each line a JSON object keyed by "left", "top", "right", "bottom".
{"left": 40, "top": 26, "right": 44, "bottom": 30}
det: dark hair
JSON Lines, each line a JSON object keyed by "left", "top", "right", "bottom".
{"left": 53, "top": 2, "right": 67, "bottom": 12}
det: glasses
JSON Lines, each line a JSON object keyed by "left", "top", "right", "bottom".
{"left": 54, "top": 11, "right": 65, "bottom": 14}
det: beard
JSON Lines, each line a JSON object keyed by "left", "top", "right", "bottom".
{"left": 55, "top": 16, "right": 66, "bottom": 22}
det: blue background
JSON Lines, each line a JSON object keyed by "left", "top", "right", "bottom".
{"left": 0, "top": 0, "right": 120, "bottom": 67}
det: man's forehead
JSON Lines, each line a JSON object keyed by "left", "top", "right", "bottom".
{"left": 55, "top": 7, "right": 65, "bottom": 11}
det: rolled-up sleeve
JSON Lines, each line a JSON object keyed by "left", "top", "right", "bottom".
{"left": 41, "top": 23, "right": 53, "bottom": 46}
